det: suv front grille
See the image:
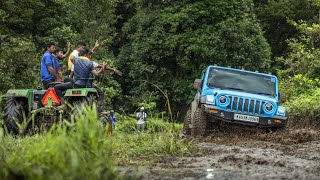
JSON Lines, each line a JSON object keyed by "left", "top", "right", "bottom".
{"left": 227, "top": 96, "right": 265, "bottom": 115}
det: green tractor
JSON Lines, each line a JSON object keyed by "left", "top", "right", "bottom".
{"left": 2, "top": 83, "right": 100, "bottom": 134}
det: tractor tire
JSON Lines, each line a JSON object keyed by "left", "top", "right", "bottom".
{"left": 3, "top": 97, "right": 25, "bottom": 134}
{"left": 71, "top": 100, "right": 88, "bottom": 118}
{"left": 183, "top": 109, "right": 192, "bottom": 135}
{"left": 69, "top": 96, "right": 97, "bottom": 121}
{"left": 191, "top": 105, "right": 207, "bottom": 136}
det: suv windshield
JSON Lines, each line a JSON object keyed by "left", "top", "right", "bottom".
{"left": 207, "top": 67, "right": 276, "bottom": 96}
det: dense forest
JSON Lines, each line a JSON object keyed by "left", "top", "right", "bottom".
{"left": 2, "top": 1, "right": 320, "bottom": 179}
{"left": 1, "top": 0, "right": 320, "bottom": 121}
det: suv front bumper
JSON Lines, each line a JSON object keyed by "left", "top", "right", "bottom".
{"left": 203, "top": 104, "right": 287, "bottom": 128}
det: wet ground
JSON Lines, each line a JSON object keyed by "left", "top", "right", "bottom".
{"left": 141, "top": 126, "right": 320, "bottom": 180}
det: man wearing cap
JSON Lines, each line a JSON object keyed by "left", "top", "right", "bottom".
{"left": 136, "top": 107, "right": 147, "bottom": 132}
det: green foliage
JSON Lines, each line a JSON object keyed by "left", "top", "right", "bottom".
{"left": 0, "top": 93, "right": 3, "bottom": 128}
{"left": 254, "top": 0, "right": 318, "bottom": 59}
{"left": 0, "top": 105, "right": 195, "bottom": 178}
{"left": 111, "top": 131, "right": 195, "bottom": 165}
{"left": 116, "top": 116, "right": 181, "bottom": 133}
{"left": 117, "top": 0, "right": 271, "bottom": 116}
{"left": 0, "top": 105, "right": 117, "bottom": 179}
{"left": 112, "top": 117, "right": 194, "bottom": 165}
{"left": 277, "top": 20, "right": 320, "bottom": 77}
{"left": 277, "top": 20, "right": 320, "bottom": 103}
{"left": 116, "top": 116, "right": 138, "bottom": 133}
{"left": 0, "top": 36, "right": 39, "bottom": 91}
{"left": 278, "top": 74, "right": 320, "bottom": 100}
{"left": 284, "top": 88, "right": 320, "bottom": 128}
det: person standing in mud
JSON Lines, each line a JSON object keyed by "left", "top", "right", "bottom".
{"left": 136, "top": 107, "right": 147, "bottom": 132}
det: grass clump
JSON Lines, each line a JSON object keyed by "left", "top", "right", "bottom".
{"left": 0, "top": 105, "right": 196, "bottom": 179}
{"left": 0, "top": 105, "right": 117, "bottom": 180}
{"left": 112, "top": 117, "right": 196, "bottom": 165}
{"left": 116, "top": 116, "right": 182, "bottom": 133}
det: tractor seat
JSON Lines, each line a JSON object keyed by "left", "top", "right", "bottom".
{"left": 48, "top": 81, "right": 63, "bottom": 88}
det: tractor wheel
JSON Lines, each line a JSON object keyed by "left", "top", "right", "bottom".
{"left": 3, "top": 97, "right": 25, "bottom": 134}
{"left": 183, "top": 109, "right": 192, "bottom": 135}
{"left": 71, "top": 99, "right": 88, "bottom": 118}
{"left": 191, "top": 105, "right": 207, "bottom": 136}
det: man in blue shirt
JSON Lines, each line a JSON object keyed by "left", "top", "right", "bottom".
{"left": 40, "top": 42, "right": 62, "bottom": 89}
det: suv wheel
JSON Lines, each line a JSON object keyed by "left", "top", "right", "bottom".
{"left": 191, "top": 105, "right": 207, "bottom": 136}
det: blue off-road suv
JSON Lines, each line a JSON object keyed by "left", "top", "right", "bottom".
{"left": 183, "top": 65, "right": 288, "bottom": 136}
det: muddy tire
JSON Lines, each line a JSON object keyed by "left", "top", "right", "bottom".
{"left": 183, "top": 109, "right": 192, "bottom": 135}
{"left": 191, "top": 105, "right": 207, "bottom": 136}
{"left": 71, "top": 99, "right": 88, "bottom": 118}
{"left": 3, "top": 97, "right": 25, "bottom": 134}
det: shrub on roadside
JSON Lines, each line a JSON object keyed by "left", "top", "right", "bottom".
{"left": 0, "top": 105, "right": 118, "bottom": 180}
{"left": 278, "top": 73, "right": 320, "bottom": 101}
{"left": 284, "top": 88, "right": 320, "bottom": 129}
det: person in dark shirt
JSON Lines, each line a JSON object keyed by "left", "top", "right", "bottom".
{"left": 54, "top": 47, "right": 122, "bottom": 110}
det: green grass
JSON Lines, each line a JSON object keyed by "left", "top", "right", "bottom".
{"left": 111, "top": 117, "right": 195, "bottom": 165}
{"left": 0, "top": 105, "right": 196, "bottom": 179}
{"left": 0, "top": 105, "right": 117, "bottom": 180}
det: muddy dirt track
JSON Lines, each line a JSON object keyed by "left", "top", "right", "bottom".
{"left": 142, "top": 126, "right": 320, "bottom": 180}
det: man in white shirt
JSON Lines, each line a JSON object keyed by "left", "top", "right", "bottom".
{"left": 136, "top": 107, "right": 147, "bottom": 132}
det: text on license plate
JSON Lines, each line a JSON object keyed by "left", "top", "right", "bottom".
{"left": 234, "top": 114, "right": 259, "bottom": 123}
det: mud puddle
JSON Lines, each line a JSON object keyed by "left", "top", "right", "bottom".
{"left": 142, "top": 127, "right": 320, "bottom": 180}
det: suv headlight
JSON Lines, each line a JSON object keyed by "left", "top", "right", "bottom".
{"left": 207, "top": 97, "right": 214, "bottom": 102}
{"left": 206, "top": 95, "right": 215, "bottom": 103}
{"left": 219, "top": 96, "right": 227, "bottom": 104}
{"left": 277, "top": 109, "right": 285, "bottom": 114}
{"left": 264, "top": 103, "right": 274, "bottom": 113}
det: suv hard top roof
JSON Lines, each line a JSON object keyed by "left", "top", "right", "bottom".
{"left": 207, "top": 65, "right": 277, "bottom": 78}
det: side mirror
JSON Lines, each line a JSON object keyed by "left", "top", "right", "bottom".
{"left": 194, "top": 79, "right": 202, "bottom": 91}
{"left": 278, "top": 92, "right": 286, "bottom": 104}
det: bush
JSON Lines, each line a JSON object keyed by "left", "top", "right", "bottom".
{"left": 278, "top": 73, "right": 320, "bottom": 100}
{"left": 0, "top": 105, "right": 196, "bottom": 178}
{"left": 284, "top": 88, "right": 320, "bottom": 129}
{"left": 0, "top": 105, "right": 118, "bottom": 180}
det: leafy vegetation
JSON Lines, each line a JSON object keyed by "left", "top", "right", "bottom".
{"left": 2, "top": 0, "right": 320, "bottom": 178}
{"left": 284, "top": 88, "right": 320, "bottom": 128}
{"left": 0, "top": 0, "right": 274, "bottom": 120}
{"left": 0, "top": 106, "right": 196, "bottom": 179}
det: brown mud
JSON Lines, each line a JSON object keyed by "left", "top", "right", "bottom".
{"left": 141, "top": 125, "right": 320, "bottom": 180}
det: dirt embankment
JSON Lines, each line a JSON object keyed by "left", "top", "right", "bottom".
{"left": 143, "top": 126, "right": 320, "bottom": 180}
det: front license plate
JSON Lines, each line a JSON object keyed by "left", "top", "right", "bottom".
{"left": 234, "top": 114, "right": 259, "bottom": 123}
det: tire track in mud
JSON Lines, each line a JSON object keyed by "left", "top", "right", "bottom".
{"left": 143, "top": 127, "right": 320, "bottom": 180}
